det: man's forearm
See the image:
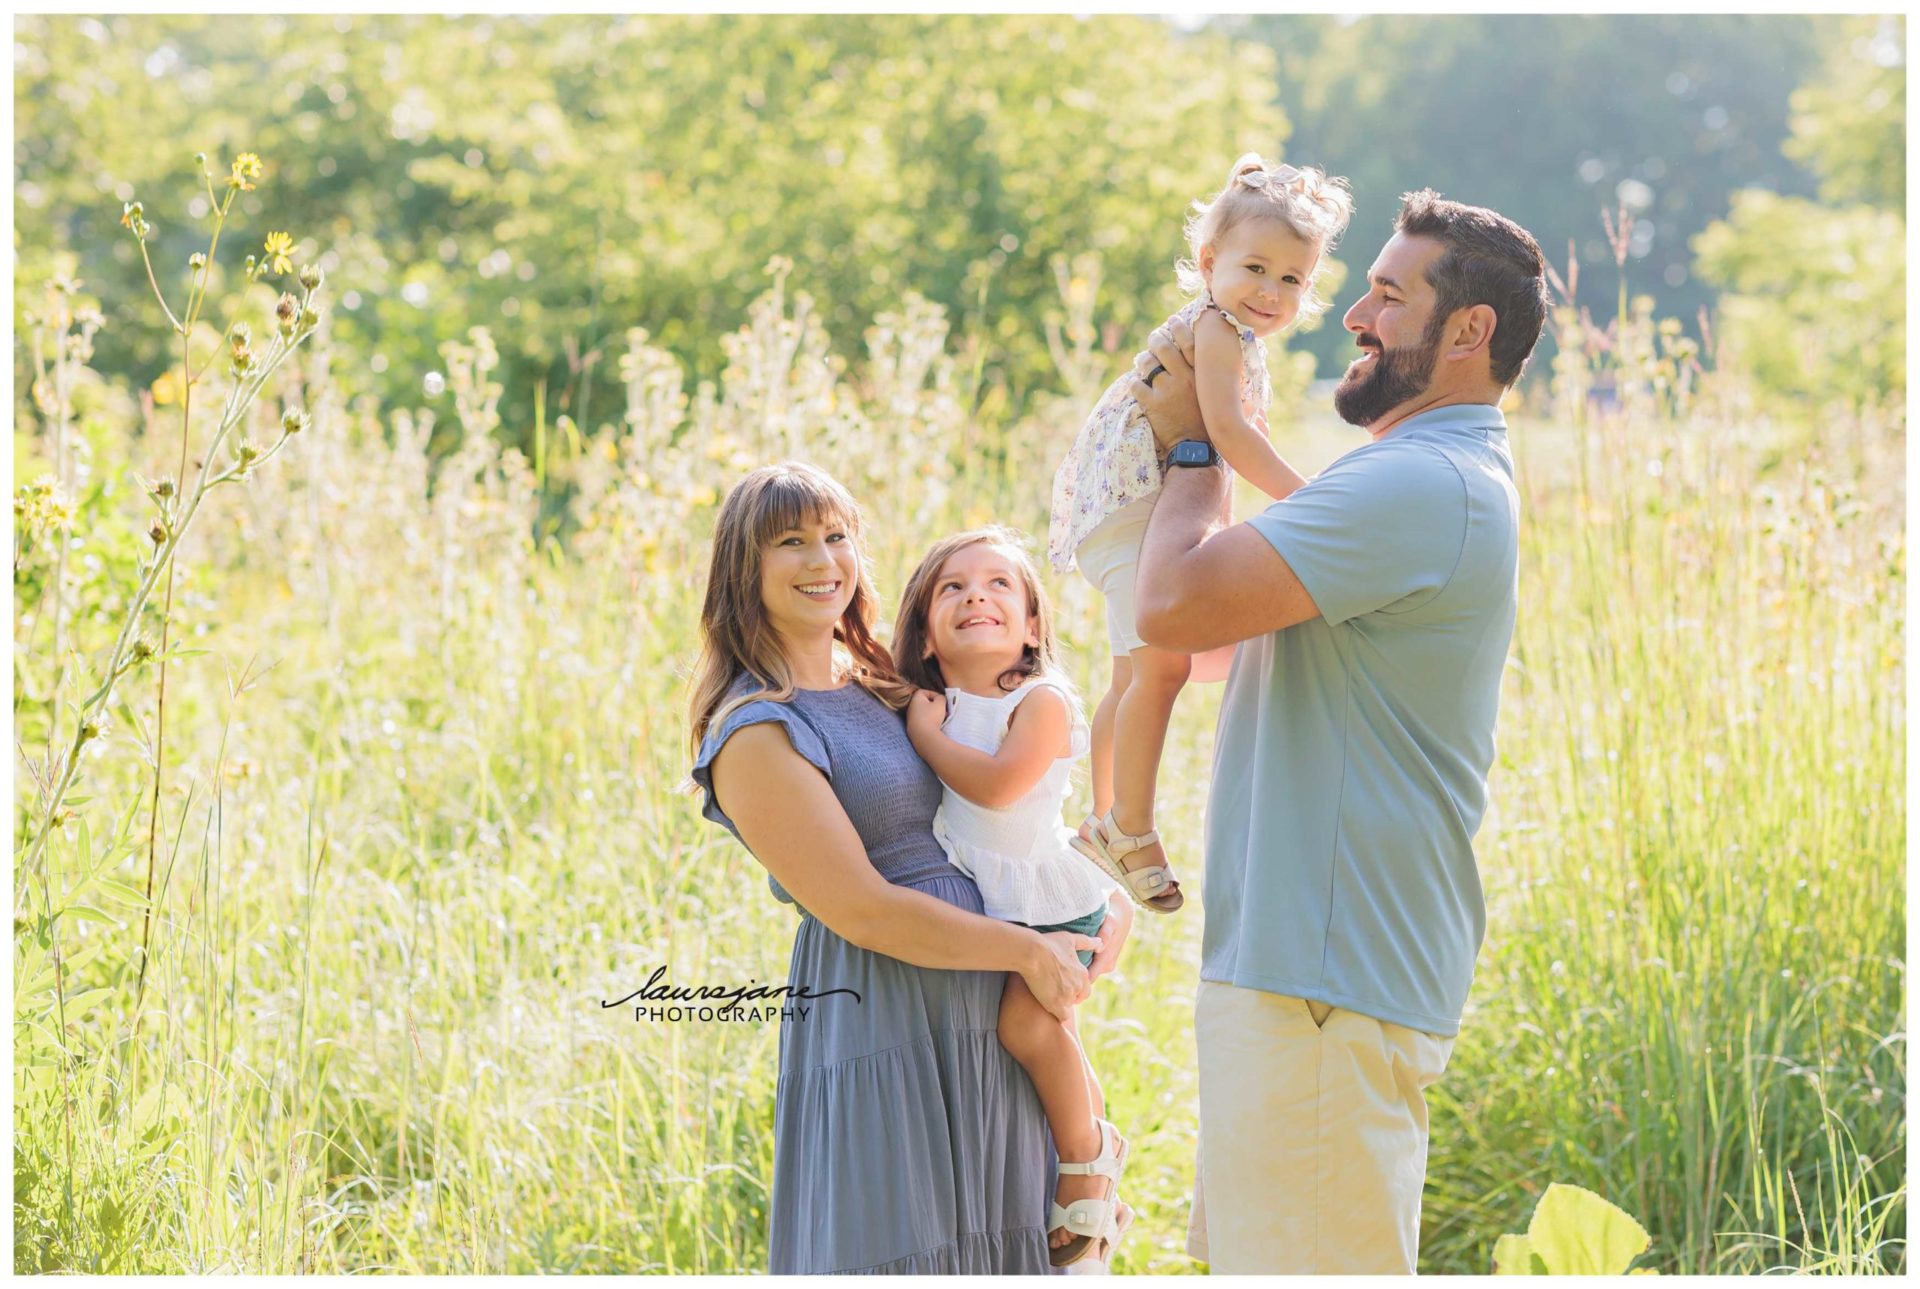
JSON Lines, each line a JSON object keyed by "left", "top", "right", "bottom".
{"left": 1138, "top": 463, "right": 1231, "bottom": 618}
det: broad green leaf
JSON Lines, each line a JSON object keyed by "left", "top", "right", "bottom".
{"left": 1527, "top": 1183, "right": 1651, "bottom": 1275}
{"left": 1493, "top": 1233, "right": 1540, "bottom": 1274}
{"left": 14, "top": 1063, "right": 60, "bottom": 1099}
{"left": 92, "top": 878, "right": 152, "bottom": 910}
{"left": 55, "top": 986, "right": 116, "bottom": 1016}
{"left": 56, "top": 905, "right": 121, "bottom": 928}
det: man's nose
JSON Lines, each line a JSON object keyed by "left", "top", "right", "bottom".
{"left": 1343, "top": 297, "right": 1369, "bottom": 335}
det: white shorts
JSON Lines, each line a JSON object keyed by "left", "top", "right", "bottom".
{"left": 1187, "top": 980, "right": 1455, "bottom": 1274}
{"left": 1074, "top": 495, "right": 1158, "bottom": 656}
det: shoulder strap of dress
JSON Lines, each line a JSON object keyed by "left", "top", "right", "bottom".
{"left": 1008, "top": 676, "right": 1090, "bottom": 754}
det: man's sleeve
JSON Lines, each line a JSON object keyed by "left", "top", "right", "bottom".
{"left": 1243, "top": 443, "right": 1468, "bottom": 626}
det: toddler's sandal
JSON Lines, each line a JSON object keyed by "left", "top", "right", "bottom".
{"left": 1071, "top": 810, "right": 1184, "bottom": 913}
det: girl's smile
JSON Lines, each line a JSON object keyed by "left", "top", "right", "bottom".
{"left": 1200, "top": 217, "right": 1321, "bottom": 339}
{"left": 926, "top": 543, "right": 1037, "bottom": 692}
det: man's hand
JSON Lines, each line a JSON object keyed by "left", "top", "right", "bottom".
{"left": 1130, "top": 316, "right": 1205, "bottom": 454}
{"left": 905, "top": 688, "right": 948, "bottom": 750}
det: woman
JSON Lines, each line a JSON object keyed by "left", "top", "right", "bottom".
{"left": 689, "top": 462, "right": 1132, "bottom": 1273}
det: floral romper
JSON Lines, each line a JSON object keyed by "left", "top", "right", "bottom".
{"left": 1046, "top": 294, "right": 1271, "bottom": 576}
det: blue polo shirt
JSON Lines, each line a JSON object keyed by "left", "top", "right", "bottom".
{"left": 1201, "top": 403, "right": 1519, "bottom": 1037}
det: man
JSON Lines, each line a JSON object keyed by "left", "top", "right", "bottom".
{"left": 1129, "top": 190, "right": 1550, "bottom": 1274}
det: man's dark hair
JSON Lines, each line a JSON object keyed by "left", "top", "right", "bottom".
{"left": 1396, "top": 190, "right": 1550, "bottom": 387}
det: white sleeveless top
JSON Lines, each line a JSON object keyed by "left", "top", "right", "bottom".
{"left": 930, "top": 677, "right": 1118, "bottom": 925}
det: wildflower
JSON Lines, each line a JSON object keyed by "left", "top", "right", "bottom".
{"left": 299, "top": 307, "right": 321, "bottom": 332}
{"left": 120, "top": 201, "right": 148, "bottom": 238}
{"left": 299, "top": 264, "right": 323, "bottom": 290}
{"left": 276, "top": 293, "right": 299, "bottom": 336}
{"left": 77, "top": 717, "right": 103, "bottom": 745}
{"left": 235, "top": 440, "right": 260, "bottom": 468}
{"left": 188, "top": 252, "right": 207, "bottom": 272}
{"left": 231, "top": 322, "right": 252, "bottom": 348}
{"left": 230, "top": 345, "right": 256, "bottom": 376}
{"left": 149, "top": 521, "right": 169, "bottom": 546}
{"left": 15, "top": 475, "right": 75, "bottom": 537}
{"left": 263, "top": 231, "right": 295, "bottom": 276}
{"left": 281, "top": 409, "right": 308, "bottom": 435}
{"left": 152, "top": 478, "right": 176, "bottom": 499}
{"left": 229, "top": 152, "right": 264, "bottom": 191}
{"left": 150, "top": 369, "right": 185, "bottom": 407}
{"left": 130, "top": 636, "right": 155, "bottom": 663}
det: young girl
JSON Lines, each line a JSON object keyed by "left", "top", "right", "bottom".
{"left": 1046, "top": 153, "right": 1353, "bottom": 912}
{"left": 893, "top": 528, "right": 1135, "bottom": 1269}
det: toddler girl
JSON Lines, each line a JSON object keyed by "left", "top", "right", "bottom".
{"left": 1046, "top": 153, "right": 1353, "bottom": 912}
{"left": 894, "top": 528, "right": 1133, "bottom": 1269}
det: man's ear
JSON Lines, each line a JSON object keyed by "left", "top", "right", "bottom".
{"left": 1447, "top": 303, "right": 1499, "bottom": 362}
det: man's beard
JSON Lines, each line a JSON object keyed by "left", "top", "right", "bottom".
{"left": 1334, "top": 319, "right": 1445, "bottom": 427}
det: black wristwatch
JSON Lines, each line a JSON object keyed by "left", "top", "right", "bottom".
{"left": 1167, "top": 439, "right": 1223, "bottom": 468}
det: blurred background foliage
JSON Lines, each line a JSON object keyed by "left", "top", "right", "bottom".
{"left": 13, "top": 14, "right": 1904, "bottom": 446}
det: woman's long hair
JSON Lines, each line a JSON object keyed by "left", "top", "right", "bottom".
{"left": 892, "top": 527, "right": 1063, "bottom": 696}
{"left": 688, "top": 462, "right": 911, "bottom": 760}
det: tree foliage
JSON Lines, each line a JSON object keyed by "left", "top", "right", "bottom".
{"left": 1783, "top": 15, "right": 1906, "bottom": 209}
{"left": 1229, "top": 14, "right": 1826, "bottom": 375}
{"left": 13, "top": 14, "right": 1287, "bottom": 444}
{"left": 1691, "top": 17, "right": 1905, "bottom": 410}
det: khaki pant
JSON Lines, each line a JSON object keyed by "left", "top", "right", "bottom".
{"left": 1187, "top": 981, "right": 1454, "bottom": 1274}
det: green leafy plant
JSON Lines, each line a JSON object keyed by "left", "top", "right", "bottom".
{"left": 1494, "top": 1184, "right": 1656, "bottom": 1275}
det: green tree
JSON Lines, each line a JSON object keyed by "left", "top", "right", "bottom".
{"left": 1227, "top": 14, "right": 1825, "bottom": 377}
{"left": 14, "top": 15, "right": 1289, "bottom": 446}
{"left": 1691, "top": 16, "right": 1905, "bottom": 409}
{"left": 1783, "top": 15, "right": 1905, "bottom": 208}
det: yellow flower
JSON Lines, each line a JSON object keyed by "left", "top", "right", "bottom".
{"left": 151, "top": 369, "right": 185, "bottom": 407}
{"left": 229, "top": 152, "right": 264, "bottom": 191}
{"left": 263, "top": 231, "right": 295, "bottom": 275}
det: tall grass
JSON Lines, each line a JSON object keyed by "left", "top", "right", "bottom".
{"left": 13, "top": 257, "right": 1905, "bottom": 1273}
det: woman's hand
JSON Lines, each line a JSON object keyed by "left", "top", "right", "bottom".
{"left": 905, "top": 688, "right": 948, "bottom": 750}
{"left": 1086, "top": 890, "right": 1134, "bottom": 982}
{"left": 1023, "top": 930, "right": 1097, "bottom": 1020}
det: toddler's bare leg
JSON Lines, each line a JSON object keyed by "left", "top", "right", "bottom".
{"left": 1111, "top": 644, "right": 1190, "bottom": 839}
{"left": 1088, "top": 655, "right": 1132, "bottom": 820}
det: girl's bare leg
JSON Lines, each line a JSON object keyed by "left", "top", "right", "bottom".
{"left": 999, "top": 974, "right": 1114, "bottom": 1250}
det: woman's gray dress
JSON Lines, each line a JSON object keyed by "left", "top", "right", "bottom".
{"left": 691, "top": 679, "right": 1060, "bottom": 1274}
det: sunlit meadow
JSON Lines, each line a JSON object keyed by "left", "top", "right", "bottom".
{"left": 13, "top": 219, "right": 1905, "bottom": 1272}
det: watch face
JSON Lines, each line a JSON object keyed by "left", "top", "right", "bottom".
{"left": 1172, "top": 440, "right": 1215, "bottom": 465}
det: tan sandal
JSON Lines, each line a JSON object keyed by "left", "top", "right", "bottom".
{"left": 1048, "top": 1118, "right": 1129, "bottom": 1267}
{"left": 1062, "top": 1197, "right": 1135, "bottom": 1275}
{"left": 1071, "top": 810, "right": 1185, "bottom": 914}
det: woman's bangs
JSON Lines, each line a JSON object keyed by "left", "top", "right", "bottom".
{"left": 751, "top": 472, "right": 859, "bottom": 548}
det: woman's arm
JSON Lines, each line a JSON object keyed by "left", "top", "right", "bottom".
{"left": 905, "top": 686, "right": 1070, "bottom": 809}
{"left": 709, "top": 723, "right": 1094, "bottom": 1017}
{"left": 1193, "top": 314, "right": 1308, "bottom": 502}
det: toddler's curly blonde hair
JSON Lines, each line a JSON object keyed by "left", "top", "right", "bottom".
{"left": 1176, "top": 152, "right": 1354, "bottom": 322}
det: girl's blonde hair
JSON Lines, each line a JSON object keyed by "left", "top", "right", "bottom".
{"left": 688, "top": 461, "right": 912, "bottom": 758}
{"left": 1175, "top": 152, "right": 1355, "bottom": 321}
{"left": 892, "top": 527, "right": 1063, "bottom": 697}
